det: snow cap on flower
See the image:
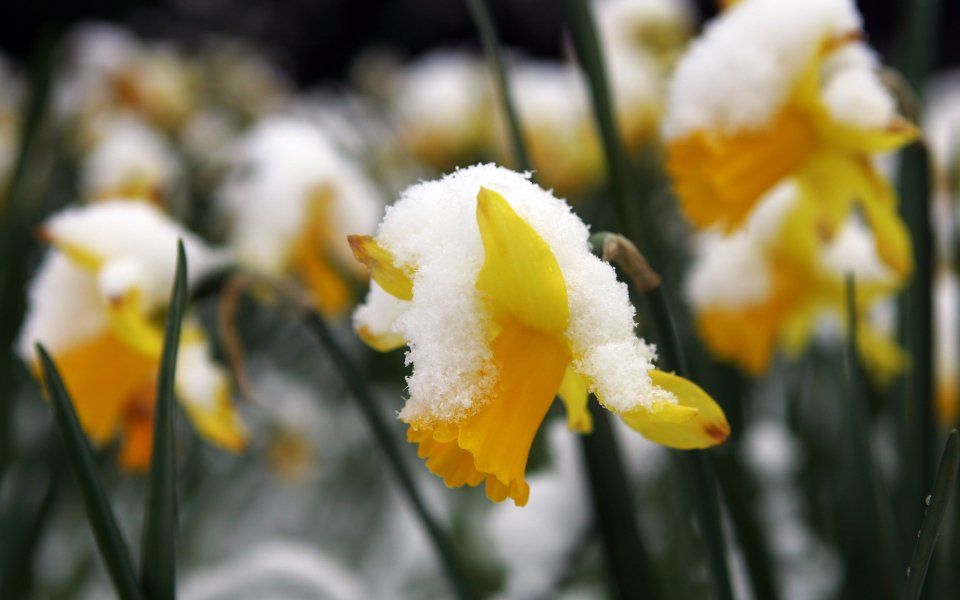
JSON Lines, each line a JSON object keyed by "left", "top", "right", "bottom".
{"left": 663, "top": 0, "right": 864, "bottom": 139}
{"left": 19, "top": 202, "right": 221, "bottom": 360}
{"left": 58, "top": 22, "right": 198, "bottom": 131}
{"left": 217, "top": 115, "right": 381, "bottom": 274}
{"left": 81, "top": 114, "right": 179, "bottom": 203}
{"left": 352, "top": 164, "right": 728, "bottom": 505}
{"left": 365, "top": 164, "right": 667, "bottom": 421}
{"left": 595, "top": 0, "right": 694, "bottom": 67}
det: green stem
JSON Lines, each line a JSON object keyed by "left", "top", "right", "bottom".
{"left": 895, "top": 0, "right": 941, "bottom": 565}
{"left": 300, "top": 311, "right": 475, "bottom": 600}
{"left": 843, "top": 276, "right": 903, "bottom": 596}
{"left": 578, "top": 401, "right": 660, "bottom": 599}
{"left": 464, "top": 0, "right": 531, "bottom": 172}
{"left": 562, "top": 2, "right": 734, "bottom": 597}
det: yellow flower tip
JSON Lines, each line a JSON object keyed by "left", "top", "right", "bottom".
{"left": 889, "top": 117, "right": 919, "bottom": 142}
{"left": 622, "top": 370, "right": 730, "bottom": 450}
{"left": 346, "top": 234, "right": 414, "bottom": 301}
{"left": 356, "top": 324, "right": 406, "bottom": 353}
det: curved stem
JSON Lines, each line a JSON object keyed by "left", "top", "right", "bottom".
{"left": 300, "top": 311, "right": 475, "bottom": 600}
{"left": 562, "top": 1, "right": 734, "bottom": 598}
{"left": 464, "top": 0, "right": 531, "bottom": 172}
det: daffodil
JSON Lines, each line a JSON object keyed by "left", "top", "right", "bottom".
{"left": 18, "top": 202, "right": 246, "bottom": 470}
{"left": 663, "top": 0, "right": 916, "bottom": 278}
{"left": 59, "top": 23, "right": 199, "bottom": 134}
{"left": 81, "top": 114, "right": 179, "bottom": 204}
{"left": 349, "top": 165, "right": 728, "bottom": 506}
{"left": 686, "top": 180, "right": 907, "bottom": 380}
{"left": 216, "top": 116, "right": 382, "bottom": 316}
{"left": 392, "top": 51, "right": 493, "bottom": 171}
{"left": 505, "top": 62, "right": 604, "bottom": 198}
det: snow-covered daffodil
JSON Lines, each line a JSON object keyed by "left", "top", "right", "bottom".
{"left": 18, "top": 202, "right": 245, "bottom": 470}
{"left": 349, "top": 165, "right": 728, "bottom": 506}
{"left": 686, "top": 180, "right": 907, "bottom": 380}
{"left": 392, "top": 51, "right": 493, "bottom": 171}
{"left": 81, "top": 114, "right": 179, "bottom": 204}
{"left": 217, "top": 116, "right": 382, "bottom": 316}
{"left": 663, "top": 0, "right": 916, "bottom": 278}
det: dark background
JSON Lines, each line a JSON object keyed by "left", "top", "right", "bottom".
{"left": 0, "top": 0, "right": 957, "bottom": 87}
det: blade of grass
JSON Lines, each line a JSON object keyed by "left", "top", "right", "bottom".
{"left": 904, "top": 430, "right": 960, "bottom": 599}
{"left": 0, "top": 437, "right": 62, "bottom": 600}
{"left": 140, "top": 240, "right": 187, "bottom": 600}
{"left": 464, "top": 0, "right": 531, "bottom": 172}
{"left": 562, "top": 2, "right": 734, "bottom": 598}
{"left": 37, "top": 344, "right": 142, "bottom": 600}
{"left": 579, "top": 400, "right": 660, "bottom": 599}
{"left": 300, "top": 310, "right": 475, "bottom": 600}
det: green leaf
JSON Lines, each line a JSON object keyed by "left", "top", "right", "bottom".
{"left": 464, "top": 0, "right": 530, "bottom": 172}
{"left": 140, "top": 240, "right": 187, "bottom": 600}
{"left": 904, "top": 429, "right": 960, "bottom": 599}
{"left": 564, "top": 1, "right": 734, "bottom": 597}
{"left": 36, "top": 344, "right": 142, "bottom": 600}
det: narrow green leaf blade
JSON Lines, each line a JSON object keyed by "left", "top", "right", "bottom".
{"left": 36, "top": 344, "right": 142, "bottom": 600}
{"left": 140, "top": 240, "right": 187, "bottom": 600}
{"left": 904, "top": 429, "right": 960, "bottom": 599}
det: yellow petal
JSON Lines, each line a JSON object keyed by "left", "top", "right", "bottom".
{"left": 293, "top": 216, "right": 353, "bottom": 315}
{"left": 666, "top": 100, "right": 820, "bottom": 231}
{"left": 119, "top": 394, "right": 155, "bottom": 472}
{"left": 356, "top": 325, "right": 406, "bottom": 352}
{"left": 856, "top": 323, "right": 909, "bottom": 387}
{"left": 105, "top": 290, "right": 164, "bottom": 358}
{"left": 347, "top": 235, "right": 414, "bottom": 301}
{"left": 621, "top": 370, "right": 730, "bottom": 449}
{"left": 475, "top": 186, "right": 569, "bottom": 334}
{"left": 557, "top": 367, "right": 593, "bottom": 433}
{"left": 176, "top": 338, "right": 247, "bottom": 453}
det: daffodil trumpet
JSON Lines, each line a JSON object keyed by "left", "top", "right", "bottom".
{"left": 350, "top": 165, "right": 729, "bottom": 506}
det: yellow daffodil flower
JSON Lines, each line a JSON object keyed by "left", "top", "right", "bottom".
{"left": 217, "top": 116, "right": 382, "bottom": 316}
{"left": 664, "top": 0, "right": 916, "bottom": 279}
{"left": 687, "top": 180, "right": 907, "bottom": 381}
{"left": 18, "top": 202, "right": 246, "bottom": 470}
{"left": 349, "top": 165, "right": 728, "bottom": 506}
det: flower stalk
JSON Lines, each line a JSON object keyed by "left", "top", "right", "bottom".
{"left": 562, "top": 2, "right": 735, "bottom": 599}
{"left": 464, "top": 0, "right": 531, "bottom": 172}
